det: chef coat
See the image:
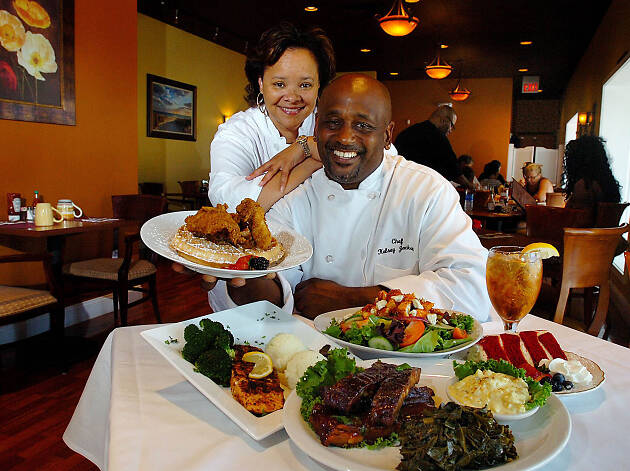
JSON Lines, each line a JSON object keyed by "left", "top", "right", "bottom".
{"left": 209, "top": 107, "right": 316, "bottom": 211}
{"left": 209, "top": 154, "right": 491, "bottom": 321}
{"left": 209, "top": 107, "right": 398, "bottom": 212}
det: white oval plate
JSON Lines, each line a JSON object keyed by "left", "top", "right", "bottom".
{"left": 283, "top": 357, "right": 571, "bottom": 471}
{"left": 140, "top": 211, "right": 312, "bottom": 278}
{"left": 554, "top": 352, "right": 605, "bottom": 395}
{"left": 445, "top": 376, "right": 539, "bottom": 421}
{"left": 313, "top": 307, "right": 483, "bottom": 359}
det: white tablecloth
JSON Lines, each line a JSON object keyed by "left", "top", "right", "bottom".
{"left": 63, "top": 313, "right": 630, "bottom": 471}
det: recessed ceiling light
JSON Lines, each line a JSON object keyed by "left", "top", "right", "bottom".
{"left": 518, "top": 68, "right": 528, "bottom": 72}
{"left": 304, "top": 6, "right": 318, "bottom": 12}
{"left": 440, "top": 44, "right": 448, "bottom": 49}
{"left": 389, "top": 72, "right": 399, "bottom": 76}
{"left": 405, "top": 0, "right": 421, "bottom": 3}
{"left": 520, "top": 40, "right": 533, "bottom": 45}
{"left": 360, "top": 48, "right": 371, "bottom": 53}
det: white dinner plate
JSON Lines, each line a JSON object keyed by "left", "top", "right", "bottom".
{"left": 140, "top": 211, "right": 313, "bottom": 278}
{"left": 313, "top": 307, "right": 483, "bottom": 359}
{"left": 283, "top": 357, "right": 571, "bottom": 471}
{"left": 140, "top": 301, "right": 342, "bottom": 440}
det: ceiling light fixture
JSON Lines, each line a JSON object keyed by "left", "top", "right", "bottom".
{"left": 389, "top": 72, "right": 399, "bottom": 76}
{"left": 518, "top": 68, "right": 528, "bottom": 72}
{"left": 425, "top": 51, "right": 452, "bottom": 79}
{"left": 440, "top": 44, "right": 448, "bottom": 49}
{"left": 304, "top": 6, "right": 318, "bottom": 12}
{"left": 449, "top": 79, "right": 471, "bottom": 101}
{"left": 360, "top": 48, "right": 371, "bottom": 53}
{"left": 520, "top": 40, "right": 533, "bottom": 45}
{"left": 378, "top": 0, "right": 419, "bottom": 37}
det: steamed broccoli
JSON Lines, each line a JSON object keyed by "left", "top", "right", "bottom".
{"left": 214, "top": 330, "right": 235, "bottom": 358}
{"left": 181, "top": 331, "right": 213, "bottom": 363}
{"left": 184, "top": 324, "right": 202, "bottom": 342}
{"left": 194, "top": 349, "right": 232, "bottom": 386}
{"left": 199, "top": 319, "right": 224, "bottom": 338}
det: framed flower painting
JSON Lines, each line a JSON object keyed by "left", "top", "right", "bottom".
{"left": 0, "top": 0, "right": 75, "bottom": 125}
{"left": 147, "top": 74, "right": 197, "bottom": 141}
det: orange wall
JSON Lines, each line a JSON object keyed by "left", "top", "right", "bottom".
{"left": 0, "top": 0, "right": 138, "bottom": 218}
{"left": 0, "top": 0, "right": 138, "bottom": 283}
{"left": 384, "top": 77, "right": 513, "bottom": 176}
{"left": 560, "top": 0, "right": 630, "bottom": 141}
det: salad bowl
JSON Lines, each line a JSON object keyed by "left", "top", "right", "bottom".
{"left": 314, "top": 307, "right": 484, "bottom": 359}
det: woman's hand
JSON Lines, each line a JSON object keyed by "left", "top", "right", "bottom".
{"left": 247, "top": 137, "right": 319, "bottom": 192}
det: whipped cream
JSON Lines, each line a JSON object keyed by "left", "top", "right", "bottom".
{"left": 539, "top": 358, "right": 592, "bottom": 386}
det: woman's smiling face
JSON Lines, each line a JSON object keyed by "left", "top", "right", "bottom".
{"left": 258, "top": 47, "right": 319, "bottom": 141}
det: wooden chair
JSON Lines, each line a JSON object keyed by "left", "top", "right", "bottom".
{"left": 138, "top": 182, "right": 165, "bottom": 196}
{"left": 553, "top": 224, "right": 629, "bottom": 336}
{"left": 525, "top": 204, "right": 591, "bottom": 250}
{"left": 594, "top": 202, "right": 629, "bottom": 227}
{"left": 62, "top": 195, "right": 167, "bottom": 326}
{"left": 0, "top": 252, "right": 65, "bottom": 363}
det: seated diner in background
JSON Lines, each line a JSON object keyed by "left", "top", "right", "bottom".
{"left": 478, "top": 159, "right": 506, "bottom": 189}
{"left": 562, "top": 135, "right": 621, "bottom": 224}
{"left": 521, "top": 163, "right": 554, "bottom": 203}
{"left": 193, "top": 74, "right": 491, "bottom": 321}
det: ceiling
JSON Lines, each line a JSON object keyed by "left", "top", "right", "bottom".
{"left": 138, "top": 0, "right": 612, "bottom": 99}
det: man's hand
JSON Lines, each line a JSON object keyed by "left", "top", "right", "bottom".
{"left": 294, "top": 278, "right": 381, "bottom": 319}
{"left": 171, "top": 262, "right": 273, "bottom": 292}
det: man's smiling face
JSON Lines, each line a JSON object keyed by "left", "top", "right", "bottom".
{"left": 316, "top": 74, "right": 394, "bottom": 190}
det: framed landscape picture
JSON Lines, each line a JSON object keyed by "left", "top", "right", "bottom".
{"left": 0, "top": 0, "right": 75, "bottom": 125}
{"left": 147, "top": 74, "right": 196, "bottom": 141}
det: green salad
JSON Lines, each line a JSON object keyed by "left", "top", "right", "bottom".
{"left": 323, "top": 290, "right": 476, "bottom": 353}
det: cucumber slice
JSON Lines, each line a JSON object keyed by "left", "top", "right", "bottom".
{"left": 368, "top": 336, "right": 394, "bottom": 351}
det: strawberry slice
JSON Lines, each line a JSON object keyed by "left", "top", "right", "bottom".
{"left": 226, "top": 255, "right": 252, "bottom": 270}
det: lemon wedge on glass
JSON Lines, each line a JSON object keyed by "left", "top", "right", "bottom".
{"left": 242, "top": 351, "right": 273, "bottom": 379}
{"left": 522, "top": 242, "right": 559, "bottom": 259}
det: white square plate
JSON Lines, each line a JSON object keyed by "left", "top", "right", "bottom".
{"left": 141, "top": 301, "right": 341, "bottom": 440}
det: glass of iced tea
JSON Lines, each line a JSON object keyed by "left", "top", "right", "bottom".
{"left": 486, "top": 246, "right": 543, "bottom": 331}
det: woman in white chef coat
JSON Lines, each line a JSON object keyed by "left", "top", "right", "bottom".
{"left": 209, "top": 22, "right": 336, "bottom": 211}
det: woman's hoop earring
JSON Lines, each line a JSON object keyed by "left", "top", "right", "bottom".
{"left": 257, "top": 92, "right": 267, "bottom": 116}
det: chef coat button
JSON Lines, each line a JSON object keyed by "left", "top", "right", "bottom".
{"left": 328, "top": 194, "right": 335, "bottom": 200}
{"left": 325, "top": 255, "right": 334, "bottom": 263}
{"left": 368, "top": 192, "right": 377, "bottom": 200}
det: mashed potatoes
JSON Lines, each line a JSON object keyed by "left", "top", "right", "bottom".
{"left": 448, "top": 370, "right": 530, "bottom": 415}
{"left": 265, "top": 333, "right": 306, "bottom": 371}
{"left": 285, "top": 350, "right": 326, "bottom": 389}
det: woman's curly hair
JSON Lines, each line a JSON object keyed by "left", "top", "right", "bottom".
{"left": 244, "top": 22, "right": 336, "bottom": 107}
{"left": 562, "top": 135, "right": 621, "bottom": 203}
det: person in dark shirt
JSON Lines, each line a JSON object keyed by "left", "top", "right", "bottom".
{"left": 394, "top": 105, "right": 474, "bottom": 189}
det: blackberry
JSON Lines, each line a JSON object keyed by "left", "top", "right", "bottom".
{"left": 249, "top": 256, "right": 270, "bottom": 270}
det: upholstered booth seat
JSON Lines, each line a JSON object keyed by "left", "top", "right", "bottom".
{"left": 63, "top": 259, "right": 157, "bottom": 282}
{"left": 0, "top": 285, "right": 58, "bottom": 317}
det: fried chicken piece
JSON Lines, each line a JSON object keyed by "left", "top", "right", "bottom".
{"left": 236, "top": 198, "right": 273, "bottom": 250}
{"left": 184, "top": 205, "right": 247, "bottom": 246}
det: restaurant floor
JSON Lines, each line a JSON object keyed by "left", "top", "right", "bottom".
{"left": 1, "top": 260, "right": 628, "bottom": 470}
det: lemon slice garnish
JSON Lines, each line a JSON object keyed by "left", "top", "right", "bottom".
{"left": 522, "top": 242, "right": 559, "bottom": 259}
{"left": 242, "top": 351, "right": 273, "bottom": 379}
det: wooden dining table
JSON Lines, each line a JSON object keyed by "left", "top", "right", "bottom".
{"left": 0, "top": 218, "right": 126, "bottom": 298}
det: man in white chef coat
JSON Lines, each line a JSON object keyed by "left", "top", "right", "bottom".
{"left": 203, "top": 73, "right": 490, "bottom": 321}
